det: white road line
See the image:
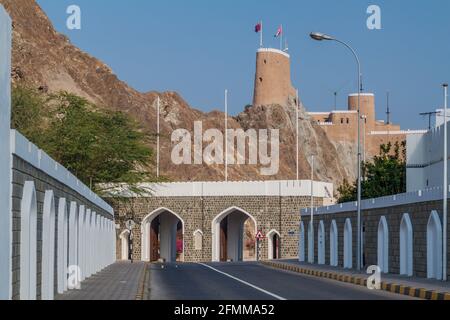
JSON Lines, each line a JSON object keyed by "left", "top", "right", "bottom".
{"left": 197, "top": 263, "right": 287, "bottom": 301}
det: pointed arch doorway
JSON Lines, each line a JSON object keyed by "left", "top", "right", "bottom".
{"left": 141, "top": 208, "right": 185, "bottom": 263}
{"left": 212, "top": 207, "right": 257, "bottom": 262}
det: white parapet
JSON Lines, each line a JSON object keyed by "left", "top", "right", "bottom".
{"left": 10, "top": 130, "right": 113, "bottom": 215}
{"left": 301, "top": 187, "right": 446, "bottom": 217}
{"left": 0, "top": 5, "right": 12, "bottom": 300}
{"left": 111, "top": 180, "right": 334, "bottom": 199}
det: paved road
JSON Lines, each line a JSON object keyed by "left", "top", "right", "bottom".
{"left": 147, "top": 262, "right": 417, "bottom": 300}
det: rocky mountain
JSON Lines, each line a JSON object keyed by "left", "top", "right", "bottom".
{"left": 1, "top": 0, "right": 353, "bottom": 189}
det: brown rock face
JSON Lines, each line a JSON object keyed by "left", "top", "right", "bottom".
{"left": 2, "top": 0, "right": 351, "bottom": 189}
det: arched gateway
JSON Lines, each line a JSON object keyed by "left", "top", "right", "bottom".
{"left": 141, "top": 208, "right": 185, "bottom": 263}
{"left": 114, "top": 180, "right": 333, "bottom": 263}
{"left": 212, "top": 207, "right": 257, "bottom": 262}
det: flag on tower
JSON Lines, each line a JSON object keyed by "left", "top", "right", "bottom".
{"left": 255, "top": 21, "right": 263, "bottom": 47}
{"left": 255, "top": 22, "right": 262, "bottom": 33}
{"left": 274, "top": 25, "right": 283, "bottom": 38}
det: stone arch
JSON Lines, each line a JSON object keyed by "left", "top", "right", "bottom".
{"left": 400, "top": 213, "right": 413, "bottom": 276}
{"left": 377, "top": 216, "right": 389, "bottom": 273}
{"left": 120, "top": 229, "right": 130, "bottom": 260}
{"left": 88, "top": 212, "right": 97, "bottom": 277}
{"left": 68, "top": 202, "right": 78, "bottom": 276}
{"left": 211, "top": 206, "right": 257, "bottom": 262}
{"left": 344, "top": 218, "right": 352, "bottom": 269}
{"left": 330, "top": 220, "right": 338, "bottom": 267}
{"left": 307, "top": 221, "right": 314, "bottom": 263}
{"left": 57, "top": 198, "right": 68, "bottom": 294}
{"left": 267, "top": 229, "right": 281, "bottom": 260}
{"left": 318, "top": 221, "right": 325, "bottom": 265}
{"left": 41, "top": 190, "right": 56, "bottom": 300}
{"left": 77, "top": 206, "right": 86, "bottom": 281}
{"left": 427, "top": 210, "right": 443, "bottom": 280}
{"left": 193, "top": 229, "right": 203, "bottom": 251}
{"left": 299, "top": 221, "right": 305, "bottom": 262}
{"left": 20, "top": 181, "right": 37, "bottom": 300}
{"left": 141, "top": 207, "right": 185, "bottom": 263}
{"left": 81, "top": 209, "right": 91, "bottom": 281}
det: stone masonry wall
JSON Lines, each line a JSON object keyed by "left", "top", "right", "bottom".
{"left": 114, "top": 196, "right": 323, "bottom": 263}
{"left": 301, "top": 200, "right": 450, "bottom": 279}
{"left": 11, "top": 155, "right": 112, "bottom": 300}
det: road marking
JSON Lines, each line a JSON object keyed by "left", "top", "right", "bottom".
{"left": 197, "top": 263, "right": 287, "bottom": 301}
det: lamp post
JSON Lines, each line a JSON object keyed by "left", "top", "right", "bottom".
{"left": 361, "top": 115, "right": 367, "bottom": 163}
{"left": 310, "top": 32, "right": 363, "bottom": 270}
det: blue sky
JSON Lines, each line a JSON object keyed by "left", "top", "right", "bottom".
{"left": 36, "top": 0, "right": 450, "bottom": 129}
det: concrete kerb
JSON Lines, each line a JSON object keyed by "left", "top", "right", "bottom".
{"left": 135, "top": 263, "right": 149, "bottom": 300}
{"left": 261, "top": 261, "right": 450, "bottom": 301}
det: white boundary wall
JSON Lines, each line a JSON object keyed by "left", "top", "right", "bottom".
{"left": 11, "top": 130, "right": 113, "bottom": 215}
{"left": 301, "top": 187, "right": 447, "bottom": 216}
{"left": 116, "top": 180, "right": 333, "bottom": 199}
{"left": 0, "top": 6, "right": 12, "bottom": 300}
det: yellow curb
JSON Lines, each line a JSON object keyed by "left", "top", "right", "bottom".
{"left": 390, "top": 284, "right": 399, "bottom": 293}
{"left": 399, "top": 286, "right": 406, "bottom": 295}
{"left": 430, "top": 291, "right": 439, "bottom": 301}
{"left": 419, "top": 288, "right": 427, "bottom": 299}
{"left": 262, "top": 262, "right": 450, "bottom": 300}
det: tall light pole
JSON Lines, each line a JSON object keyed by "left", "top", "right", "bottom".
{"left": 361, "top": 115, "right": 367, "bottom": 163}
{"left": 310, "top": 32, "right": 363, "bottom": 270}
{"left": 309, "top": 155, "right": 315, "bottom": 264}
{"left": 444, "top": 83, "right": 448, "bottom": 281}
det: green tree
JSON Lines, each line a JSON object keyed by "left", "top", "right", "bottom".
{"left": 337, "top": 141, "right": 407, "bottom": 203}
{"left": 11, "top": 87, "right": 156, "bottom": 196}
{"left": 11, "top": 86, "right": 46, "bottom": 145}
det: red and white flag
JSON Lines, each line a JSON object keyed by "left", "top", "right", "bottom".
{"left": 255, "top": 22, "right": 262, "bottom": 33}
{"left": 274, "top": 25, "right": 283, "bottom": 38}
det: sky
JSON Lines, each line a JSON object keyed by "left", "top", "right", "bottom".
{"left": 36, "top": 0, "right": 450, "bottom": 130}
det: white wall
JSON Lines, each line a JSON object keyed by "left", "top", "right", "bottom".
{"left": 0, "top": 5, "right": 11, "bottom": 300}
{"left": 112, "top": 180, "right": 334, "bottom": 199}
{"left": 407, "top": 122, "right": 450, "bottom": 192}
{"left": 10, "top": 130, "right": 113, "bottom": 215}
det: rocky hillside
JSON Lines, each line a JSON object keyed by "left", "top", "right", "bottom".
{"left": 1, "top": 0, "right": 354, "bottom": 189}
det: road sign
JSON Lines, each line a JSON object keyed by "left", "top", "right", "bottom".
{"left": 125, "top": 219, "right": 136, "bottom": 231}
{"left": 256, "top": 230, "right": 265, "bottom": 240}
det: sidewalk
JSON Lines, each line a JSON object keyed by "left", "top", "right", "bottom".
{"left": 56, "top": 261, "right": 147, "bottom": 300}
{"left": 262, "top": 260, "right": 450, "bottom": 300}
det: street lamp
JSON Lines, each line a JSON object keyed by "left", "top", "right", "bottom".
{"left": 361, "top": 115, "right": 367, "bottom": 163}
{"left": 310, "top": 32, "right": 363, "bottom": 271}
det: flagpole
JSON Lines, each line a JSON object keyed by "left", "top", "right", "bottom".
{"left": 280, "top": 24, "right": 283, "bottom": 50}
{"left": 296, "top": 89, "right": 299, "bottom": 180}
{"left": 157, "top": 96, "right": 160, "bottom": 179}
{"left": 260, "top": 20, "right": 263, "bottom": 47}
{"left": 225, "top": 89, "right": 228, "bottom": 182}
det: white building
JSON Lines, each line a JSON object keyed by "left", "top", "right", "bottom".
{"left": 407, "top": 110, "right": 450, "bottom": 191}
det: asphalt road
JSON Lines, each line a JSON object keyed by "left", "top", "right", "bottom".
{"left": 147, "top": 262, "right": 417, "bottom": 300}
